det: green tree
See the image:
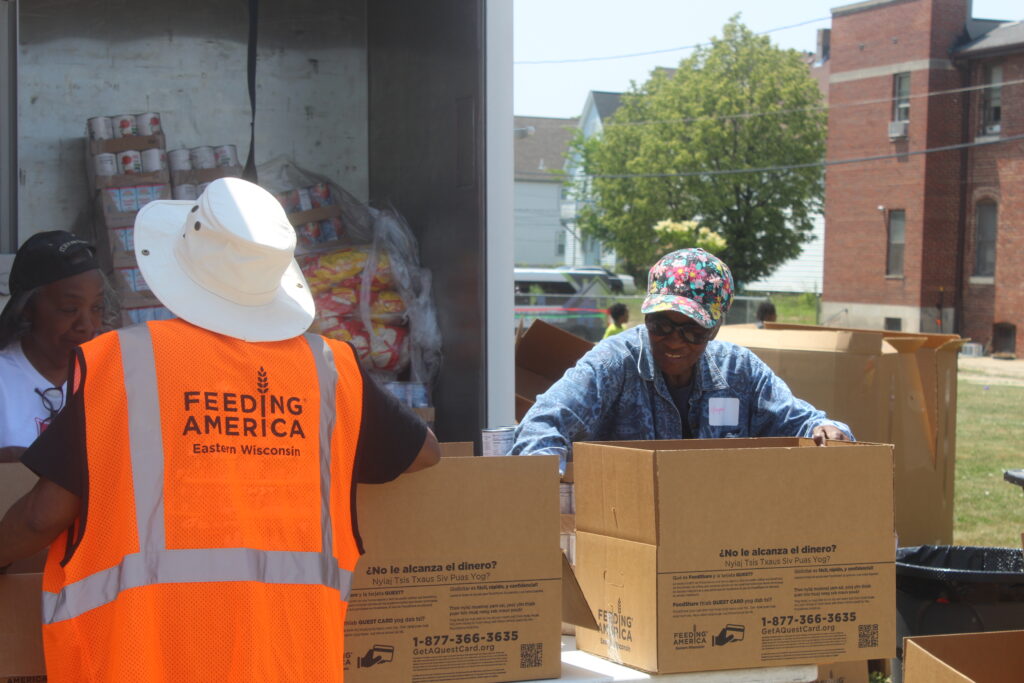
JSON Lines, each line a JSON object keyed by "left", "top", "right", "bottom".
{"left": 572, "top": 16, "right": 826, "bottom": 284}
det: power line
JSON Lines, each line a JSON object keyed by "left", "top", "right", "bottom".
{"left": 514, "top": 17, "right": 830, "bottom": 65}
{"left": 516, "top": 133, "right": 1024, "bottom": 180}
{"left": 600, "top": 78, "right": 1022, "bottom": 128}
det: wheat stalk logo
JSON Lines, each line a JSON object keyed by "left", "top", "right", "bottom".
{"left": 257, "top": 367, "right": 269, "bottom": 394}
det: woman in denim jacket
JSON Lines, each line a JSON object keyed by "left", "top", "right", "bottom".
{"left": 510, "top": 248, "right": 852, "bottom": 471}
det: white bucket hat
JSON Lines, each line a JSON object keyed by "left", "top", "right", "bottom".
{"left": 134, "top": 177, "right": 314, "bottom": 342}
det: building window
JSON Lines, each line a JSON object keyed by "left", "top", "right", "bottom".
{"left": 980, "top": 64, "right": 1002, "bottom": 136}
{"left": 884, "top": 317, "right": 903, "bottom": 331}
{"left": 556, "top": 230, "right": 566, "bottom": 257}
{"left": 886, "top": 209, "right": 905, "bottom": 276}
{"left": 893, "top": 72, "right": 911, "bottom": 122}
{"left": 974, "top": 201, "right": 997, "bottom": 277}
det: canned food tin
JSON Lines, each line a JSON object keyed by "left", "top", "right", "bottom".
{"left": 319, "top": 218, "right": 342, "bottom": 242}
{"left": 189, "top": 146, "right": 216, "bottom": 169}
{"left": 167, "top": 148, "right": 192, "bottom": 172}
{"left": 140, "top": 148, "right": 166, "bottom": 172}
{"left": 481, "top": 426, "right": 516, "bottom": 457}
{"left": 87, "top": 116, "right": 114, "bottom": 141}
{"left": 111, "top": 114, "right": 137, "bottom": 138}
{"left": 560, "top": 483, "right": 575, "bottom": 514}
{"left": 104, "top": 188, "right": 123, "bottom": 212}
{"left": 111, "top": 226, "right": 134, "bottom": 251}
{"left": 295, "top": 222, "right": 321, "bottom": 249}
{"left": 118, "top": 267, "right": 147, "bottom": 292}
{"left": 172, "top": 183, "right": 198, "bottom": 200}
{"left": 309, "top": 182, "right": 334, "bottom": 207}
{"left": 135, "top": 185, "right": 154, "bottom": 208}
{"left": 118, "top": 150, "right": 142, "bottom": 174}
{"left": 135, "top": 112, "right": 162, "bottom": 135}
{"left": 213, "top": 144, "right": 239, "bottom": 168}
{"left": 275, "top": 189, "right": 301, "bottom": 213}
{"left": 297, "top": 187, "right": 314, "bottom": 211}
{"left": 93, "top": 153, "right": 118, "bottom": 177}
{"left": 119, "top": 186, "right": 139, "bottom": 212}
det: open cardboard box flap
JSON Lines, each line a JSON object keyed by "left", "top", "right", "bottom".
{"left": 561, "top": 552, "right": 598, "bottom": 630}
{"left": 515, "top": 320, "right": 593, "bottom": 421}
{"left": 903, "top": 630, "right": 1024, "bottom": 683}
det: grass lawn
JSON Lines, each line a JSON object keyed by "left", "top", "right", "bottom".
{"left": 954, "top": 380, "right": 1024, "bottom": 548}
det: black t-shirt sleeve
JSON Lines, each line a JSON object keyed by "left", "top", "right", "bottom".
{"left": 353, "top": 363, "right": 428, "bottom": 484}
{"left": 20, "top": 349, "right": 87, "bottom": 497}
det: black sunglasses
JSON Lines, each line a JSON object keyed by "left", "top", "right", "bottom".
{"left": 35, "top": 386, "right": 64, "bottom": 423}
{"left": 645, "top": 314, "right": 716, "bottom": 345}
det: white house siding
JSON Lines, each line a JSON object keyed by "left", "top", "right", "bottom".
{"left": 514, "top": 180, "right": 564, "bottom": 266}
{"left": 744, "top": 214, "right": 825, "bottom": 294}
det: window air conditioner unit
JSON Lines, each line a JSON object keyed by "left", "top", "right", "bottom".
{"left": 984, "top": 123, "right": 1001, "bottom": 135}
{"left": 888, "top": 120, "right": 908, "bottom": 139}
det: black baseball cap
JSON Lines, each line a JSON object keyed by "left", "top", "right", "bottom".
{"left": 7, "top": 230, "right": 99, "bottom": 297}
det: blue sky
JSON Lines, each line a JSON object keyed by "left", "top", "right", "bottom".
{"left": 514, "top": 0, "right": 1023, "bottom": 117}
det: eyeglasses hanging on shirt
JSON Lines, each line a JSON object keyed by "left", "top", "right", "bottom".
{"left": 35, "top": 386, "right": 65, "bottom": 427}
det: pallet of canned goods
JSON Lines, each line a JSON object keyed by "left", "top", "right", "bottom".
{"left": 274, "top": 182, "right": 346, "bottom": 249}
{"left": 85, "top": 112, "right": 169, "bottom": 191}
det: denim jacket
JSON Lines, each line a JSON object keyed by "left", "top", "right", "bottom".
{"left": 510, "top": 325, "right": 853, "bottom": 469}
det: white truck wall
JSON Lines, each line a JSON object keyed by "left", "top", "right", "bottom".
{"left": 17, "top": 0, "right": 368, "bottom": 241}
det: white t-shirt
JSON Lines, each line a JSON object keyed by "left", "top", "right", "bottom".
{"left": 0, "top": 339, "right": 66, "bottom": 449}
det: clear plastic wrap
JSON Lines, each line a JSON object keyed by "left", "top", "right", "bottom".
{"left": 258, "top": 157, "right": 442, "bottom": 392}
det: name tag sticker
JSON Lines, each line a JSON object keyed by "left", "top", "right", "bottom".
{"left": 708, "top": 398, "right": 739, "bottom": 427}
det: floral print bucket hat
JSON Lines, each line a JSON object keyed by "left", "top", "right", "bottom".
{"left": 641, "top": 248, "right": 734, "bottom": 329}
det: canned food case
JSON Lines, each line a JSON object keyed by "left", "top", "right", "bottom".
{"left": 170, "top": 165, "right": 243, "bottom": 188}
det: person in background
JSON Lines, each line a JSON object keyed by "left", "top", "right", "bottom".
{"left": 511, "top": 248, "right": 851, "bottom": 472}
{"left": 0, "top": 178, "right": 440, "bottom": 682}
{"left": 756, "top": 299, "right": 777, "bottom": 328}
{"left": 603, "top": 302, "right": 629, "bottom": 339}
{"left": 0, "top": 231, "right": 104, "bottom": 463}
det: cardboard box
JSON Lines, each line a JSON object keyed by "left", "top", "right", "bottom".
{"left": 716, "top": 324, "right": 962, "bottom": 546}
{"left": 0, "top": 463, "right": 47, "bottom": 681}
{"left": 903, "top": 630, "right": 1024, "bottom": 683}
{"left": 170, "top": 165, "right": 243, "bottom": 188}
{"left": 573, "top": 438, "right": 896, "bottom": 675}
{"left": 515, "top": 320, "right": 593, "bottom": 422}
{"left": 2, "top": 456, "right": 571, "bottom": 683}
{"left": 346, "top": 455, "right": 563, "bottom": 682}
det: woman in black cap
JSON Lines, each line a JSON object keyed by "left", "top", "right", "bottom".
{"left": 0, "top": 231, "right": 104, "bottom": 462}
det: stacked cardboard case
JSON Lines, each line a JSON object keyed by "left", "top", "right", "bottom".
{"left": 716, "top": 324, "right": 963, "bottom": 547}
{"left": 86, "top": 125, "right": 174, "bottom": 325}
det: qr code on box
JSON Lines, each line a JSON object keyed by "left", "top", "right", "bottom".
{"left": 520, "top": 643, "right": 543, "bottom": 668}
{"left": 858, "top": 623, "right": 879, "bottom": 648}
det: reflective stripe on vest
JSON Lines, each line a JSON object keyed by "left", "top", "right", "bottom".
{"left": 41, "top": 326, "right": 352, "bottom": 625}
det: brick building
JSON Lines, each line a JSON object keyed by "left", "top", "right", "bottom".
{"left": 823, "top": 0, "right": 1023, "bottom": 354}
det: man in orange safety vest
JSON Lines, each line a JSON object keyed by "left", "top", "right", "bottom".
{"left": 0, "top": 177, "right": 440, "bottom": 682}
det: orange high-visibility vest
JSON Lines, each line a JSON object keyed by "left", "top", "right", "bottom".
{"left": 40, "top": 318, "right": 363, "bottom": 682}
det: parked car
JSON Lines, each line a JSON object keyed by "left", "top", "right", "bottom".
{"left": 555, "top": 266, "right": 636, "bottom": 295}
{"left": 514, "top": 267, "right": 635, "bottom": 341}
